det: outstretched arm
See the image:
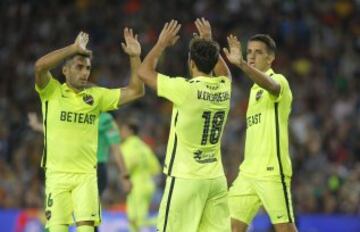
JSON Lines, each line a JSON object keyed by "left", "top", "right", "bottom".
{"left": 195, "top": 17, "right": 231, "bottom": 79}
{"left": 223, "top": 34, "right": 280, "bottom": 96}
{"left": 118, "top": 28, "right": 144, "bottom": 106}
{"left": 34, "top": 32, "right": 92, "bottom": 89}
{"left": 137, "top": 20, "right": 181, "bottom": 90}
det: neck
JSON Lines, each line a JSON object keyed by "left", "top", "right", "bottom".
{"left": 192, "top": 69, "right": 211, "bottom": 78}
{"left": 66, "top": 81, "right": 83, "bottom": 93}
{"left": 259, "top": 65, "right": 271, "bottom": 73}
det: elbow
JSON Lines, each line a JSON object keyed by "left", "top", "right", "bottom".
{"left": 137, "top": 65, "right": 155, "bottom": 84}
{"left": 137, "top": 67, "right": 147, "bottom": 82}
{"left": 137, "top": 68, "right": 157, "bottom": 87}
{"left": 269, "top": 82, "right": 281, "bottom": 96}
{"left": 34, "top": 60, "right": 45, "bottom": 73}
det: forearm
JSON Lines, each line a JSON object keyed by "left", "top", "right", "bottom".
{"left": 143, "top": 43, "right": 163, "bottom": 71}
{"left": 111, "top": 144, "right": 129, "bottom": 176}
{"left": 35, "top": 44, "right": 77, "bottom": 72}
{"left": 128, "top": 55, "right": 144, "bottom": 94}
{"left": 138, "top": 43, "right": 165, "bottom": 89}
{"left": 238, "top": 63, "right": 279, "bottom": 95}
{"left": 214, "top": 55, "right": 231, "bottom": 79}
{"left": 150, "top": 43, "right": 165, "bottom": 68}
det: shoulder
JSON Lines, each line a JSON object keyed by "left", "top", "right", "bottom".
{"left": 37, "top": 75, "right": 61, "bottom": 90}
{"left": 86, "top": 84, "right": 104, "bottom": 93}
{"left": 157, "top": 73, "right": 191, "bottom": 91}
{"left": 158, "top": 73, "right": 188, "bottom": 83}
{"left": 50, "top": 76, "right": 62, "bottom": 85}
{"left": 271, "top": 72, "right": 292, "bottom": 102}
{"left": 272, "top": 73, "right": 290, "bottom": 88}
{"left": 218, "top": 76, "right": 231, "bottom": 86}
{"left": 86, "top": 85, "right": 120, "bottom": 99}
{"left": 271, "top": 72, "right": 286, "bottom": 80}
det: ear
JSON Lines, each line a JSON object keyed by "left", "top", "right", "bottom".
{"left": 190, "top": 59, "right": 196, "bottom": 70}
{"left": 62, "top": 65, "right": 68, "bottom": 76}
{"left": 267, "top": 53, "right": 275, "bottom": 65}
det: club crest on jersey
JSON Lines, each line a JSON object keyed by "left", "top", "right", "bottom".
{"left": 83, "top": 94, "right": 94, "bottom": 105}
{"left": 256, "top": 89, "right": 264, "bottom": 101}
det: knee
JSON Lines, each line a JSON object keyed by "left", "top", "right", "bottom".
{"left": 231, "top": 218, "right": 248, "bottom": 232}
{"left": 274, "top": 223, "right": 297, "bottom": 232}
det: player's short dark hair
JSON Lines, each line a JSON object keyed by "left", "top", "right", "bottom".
{"left": 64, "top": 53, "right": 92, "bottom": 67}
{"left": 189, "top": 38, "right": 220, "bottom": 74}
{"left": 249, "top": 34, "right": 276, "bottom": 55}
{"left": 125, "top": 122, "right": 139, "bottom": 135}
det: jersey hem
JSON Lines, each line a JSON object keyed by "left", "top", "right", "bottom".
{"left": 163, "top": 171, "right": 225, "bottom": 180}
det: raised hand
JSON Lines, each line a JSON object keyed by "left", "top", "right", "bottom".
{"left": 74, "top": 31, "right": 92, "bottom": 56}
{"left": 121, "top": 27, "right": 141, "bottom": 57}
{"left": 194, "top": 17, "right": 212, "bottom": 41}
{"left": 223, "top": 34, "right": 244, "bottom": 67}
{"left": 157, "top": 20, "right": 181, "bottom": 49}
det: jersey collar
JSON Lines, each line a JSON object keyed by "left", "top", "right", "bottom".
{"left": 192, "top": 76, "right": 224, "bottom": 83}
{"left": 62, "top": 83, "right": 88, "bottom": 95}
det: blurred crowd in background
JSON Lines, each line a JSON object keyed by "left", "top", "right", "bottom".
{"left": 0, "top": 0, "right": 359, "bottom": 216}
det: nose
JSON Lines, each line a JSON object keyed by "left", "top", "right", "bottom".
{"left": 81, "top": 69, "right": 90, "bottom": 78}
{"left": 247, "top": 53, "right": 255, "bottom": 60}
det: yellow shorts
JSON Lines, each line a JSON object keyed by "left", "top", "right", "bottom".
{"left": 44, "top": 170, "right": 101, "bottom": 228}
{"left": 157, "top": 176, "right": 231, "bottom": 232}
{"left": 228, "top": 173, "right": 295, "bottom": 225}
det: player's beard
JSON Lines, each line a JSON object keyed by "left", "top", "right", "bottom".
{"left": 67, "top": 77, "right": 87, "bottom": 91}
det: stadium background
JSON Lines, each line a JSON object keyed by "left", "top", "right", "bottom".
{"left": 0, "top": 0, "right": 359, "bottom": 231}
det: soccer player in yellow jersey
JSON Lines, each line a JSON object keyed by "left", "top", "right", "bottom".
{"left": 34, "top": 28, "right": 144, "bottom": 232}
{"left": 27, "top": 112, "right": 131, "bottom": 197}
{"left": 27, "top": 111, "right": 131, "bottom": 232}
{"left": 138, "top": 18, "right": 232, "bottom": 232}
{"left": 119, "top": 122, "right": 161, "bottom": 232}
{"left": 224, "top": 34, "right": 298, "bottom": 232}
